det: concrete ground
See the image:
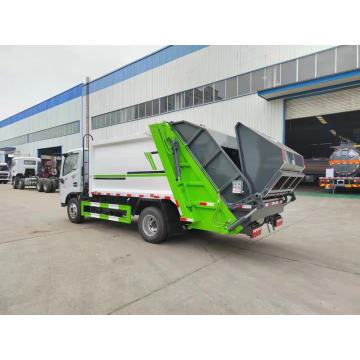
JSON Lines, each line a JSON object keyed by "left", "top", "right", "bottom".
{"left": 0, "top": 184, "right": 359, "bottom": 314}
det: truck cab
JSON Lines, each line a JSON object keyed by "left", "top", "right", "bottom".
{"left": 59, "top": 148, "right": 86, "bottom": 207}
{"left": 0, "top": 162, "right": 10, "bottom": 184}
{"left": 11, "top": 156, "right": 40, "bottom": 188}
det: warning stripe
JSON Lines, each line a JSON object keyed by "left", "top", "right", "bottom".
{"left": 180, "top": 217, "right": 193, "bottom": 222}
{"left": 90, "top": 191, "right": 175, "bottom": 202}
{"left": 329, "top": 160, "right": 360, "bottom": 165}
{"left": 85, "top": 212, "right": 124, "bottom": 223}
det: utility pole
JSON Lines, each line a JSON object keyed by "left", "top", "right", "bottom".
{"left": 85, "top": 76, "right": 90, "bottom": 148}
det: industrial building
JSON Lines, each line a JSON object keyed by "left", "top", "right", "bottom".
{"left": 1, "top": 45, "right": 360, "bottom": 179}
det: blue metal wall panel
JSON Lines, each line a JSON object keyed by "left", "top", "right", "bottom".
{"left": 85, "top": 45, "right": 208, "bottom": 94}
{"left": 0, "top": 84, "right": 83, "bottom": 128}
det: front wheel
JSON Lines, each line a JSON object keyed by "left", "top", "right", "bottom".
{"left": 138, "top": 206, "right": 168, "bottom": 244}
{"left": 67, "top": 197, "right": 83, "bottom": 224}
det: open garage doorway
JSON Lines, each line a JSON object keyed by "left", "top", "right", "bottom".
{"left": 286, "top": 109, "right": 360, "bottom": 193}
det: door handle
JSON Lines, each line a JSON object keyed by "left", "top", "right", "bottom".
{"left": 73, "top": 182, "right": 78, "bottom": 187}
{"left": 60, "top": 178, "right": 64, "bottom": 184}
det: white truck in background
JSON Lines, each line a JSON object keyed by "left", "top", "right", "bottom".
{"left": 11, "top": 155, "right": 60, "bottom": 192}
{"left": 0, "top": 163, "right": 10, "bottom": 184}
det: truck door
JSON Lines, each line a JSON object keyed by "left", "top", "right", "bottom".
{"left": 60, "top": 151, "right": 81, "bottom": 203}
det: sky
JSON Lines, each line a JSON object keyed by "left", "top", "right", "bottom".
{"left": 0, "top": 45, "right": 161, "bottom": 121}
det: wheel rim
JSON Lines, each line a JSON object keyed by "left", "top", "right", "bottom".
{"left": 69, "top": 202, "right": 78, "bottom": 219}
{"left": 142, "top": 214, "right": 158, "bottom": 237}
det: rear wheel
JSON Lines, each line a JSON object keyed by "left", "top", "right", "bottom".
{"left": 43, "top": 179, "right": 52, "bottom": 193}
{"left": 37, "top": 179, "right": 44, "bottom": 192}
{"left": 138, "top": 206, "right": 168, "bottom": 244}
{"left": 13, "top": 178, "right": 18, "bottom": 189}
{"left": 18, "top": 178, "right": 25, "bottom": 190}
{"left": 67, "top": 197, "right": 83, "bottom": 223}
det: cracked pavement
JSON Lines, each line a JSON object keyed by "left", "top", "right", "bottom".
{"left": 0, "top": 184, "right": 360, "bottom": 314}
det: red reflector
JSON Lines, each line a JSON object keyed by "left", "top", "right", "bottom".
{"left": 251, "top": 227, "right": 262, "bottom": 238}
{"left": 199, "top": 202, "right": 207, "bottom": 206}
{"left": 275, "top": 218, "right": 283, "bottom": 227}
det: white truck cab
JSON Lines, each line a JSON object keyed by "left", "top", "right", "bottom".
{"left": 60, "top": 148, "right": 86, "bottom": 207}
{"left": 11, "top": 157, "right": 40, "bottom": 188}
{"left": 0, "top": 162, "right": 10, "bottom": 184}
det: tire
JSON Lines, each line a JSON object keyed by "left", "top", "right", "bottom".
{"left": 67, "top": 197, "right": 83, "bottom": 224}
{"left": 18, "top": 178, "right": 25, "bottom": 190}
{"left": 50, "top": 180, "right": 56, "bottom": 193}
{"left": 43, "top": 179, "right": 52, "bottom": 193}
{"left": 13, "top": 178, "right": 18, "bottom": 189}
{"left": 138, "top": 206, "right": 168, "bottom": 244}
{"left": 37, "top": 179, "right": 44, "bottom": 192}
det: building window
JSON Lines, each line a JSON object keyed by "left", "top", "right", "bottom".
{"left": 110, "top": 111, "right": 116, "bottom": 126}
{"left": 237, "top": 73, "right": 250, "bottom": 95}
{"left": 336, "top": 45, "right": 357, "bottom": 73}
{"left": 265, "top": 65, "right": 281, "bottom": 88}
{"left": 251, "top": 68, "right": 265, "bottom": 92}
{"left": 185, "top": 89, "right": 194, "bottom": 108}
{"left": 298, "top": 55, "right": 316, "bottom": 82}
{"left": 145, "top": 101, "right": 152, "bottom": 117}
{"left": 226, "top": 77, "right": 237, "bottom": 99}
{"left": 316, "top": 49, "right": 335, "bottom": 78}
{"left": 204, "top": 84, "right": 214, "bottom": 103}
{"left": 120, "top": 109, "right": 126, "bottom": 123}
{"left": 281, "top": 60, "right": 297, "bottom": 85}
{"left": 134, "top": 104, "right": 139, "bottom": 119}
{"left": 194, "top": 86, "right": 204, "bottom": 106}
{"left": 138, "top": 103, "right": 145, "bottom": 118}
{"left": 153, "top": 99, "right": 160, "bottom": 115}
{"left": 160, "top": 97, "right": 167, "bottom": 113}
{"left": 214, "top": 80, "right": 225, "bottom": 101}
{"left": 175, "top": 92, "right": 185, "bottom": 110}
{"left": 168, "top": 94, "right": 176, "bottom": 111}
{"left": 126, "top": 107, "right": 134, "bottom": 121}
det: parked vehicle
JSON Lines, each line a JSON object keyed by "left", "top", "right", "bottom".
{"left": 60, "top": 121, "right": 305, "bottom": 243}
{"left": 0, "top": 162, "right": 10, "bottom": 184}
{"left": 11, "top": 155, "right": 60, "bottom": 192}
{"left": 319, "top": 142, "right": 360, "bottom": 191}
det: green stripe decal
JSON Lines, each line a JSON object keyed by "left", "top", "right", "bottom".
{"left": 94, "top": 175, "right": 126, "bottom": 179}
{"left": 145, "top": 152, "right": 158, "bottom": 170}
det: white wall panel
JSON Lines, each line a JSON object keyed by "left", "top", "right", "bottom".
{"left": 91, "top": 94, "right": 284, "bottom": 143}
{"left": 0, "top": 97, "right": 82, "bottom": 141}
{"left": 89, "top": 45, "right": 330, "bottom": 117}
{"left": 10, "top": 133, "right": 81, "bottom": 158}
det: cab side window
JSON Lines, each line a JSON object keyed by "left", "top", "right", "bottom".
{"left": 62, "top": 154, "right": 79, "bottom": 176}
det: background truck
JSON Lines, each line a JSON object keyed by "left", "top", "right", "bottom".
{"left": 0, "top": 162, "right": 10, "bottom": 184}
{"left": 319, "top": 141, "right": 360, "bottom": 191}
{"left": 60, "top": 121, "right": 305, "bottom": 243}
{"left": 11, "top": 155, "right": 61, "bottom": 192}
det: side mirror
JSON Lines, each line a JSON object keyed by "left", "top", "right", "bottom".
{"left": 60, "top": 178, "right": 64, "bottom": 184}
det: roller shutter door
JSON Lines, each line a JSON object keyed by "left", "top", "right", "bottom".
{"left": 285, "top": 87, "right": 360, "bottom": 120}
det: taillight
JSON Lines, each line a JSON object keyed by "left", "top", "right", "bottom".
{"left": 275, "top": 217, "right": 283, "bottom": 228}
{"left": 251, "top": 227, "right": 262, "bottom": 238}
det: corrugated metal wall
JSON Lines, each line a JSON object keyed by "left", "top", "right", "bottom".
{"left": 89, "top": 45, "right": 329, "bottom": 142}
{"left": 286, "top": 86, "right": 360, "bottom": 119}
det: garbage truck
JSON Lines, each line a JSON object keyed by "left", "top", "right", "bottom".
{"left": 60, "top": 121, "right": 305, "bottom": 243}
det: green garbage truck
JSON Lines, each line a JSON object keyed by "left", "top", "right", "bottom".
{"left": 60, "top": 121, "right": 304, "bottom": 243}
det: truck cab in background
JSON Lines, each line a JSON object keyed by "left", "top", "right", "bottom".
{"left": 0, "top": 163, "right": 10, "bottom": 184}
{"left": 11, "top": 157, "right": 40, "bottom": 189}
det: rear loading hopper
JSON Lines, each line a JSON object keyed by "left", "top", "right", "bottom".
{"left": 164, "top": 121, "right": 304, "bottom": 234}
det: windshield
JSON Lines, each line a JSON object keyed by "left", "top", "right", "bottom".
{"left": 0, "top": 165, "right": 9, "bottom": 171}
